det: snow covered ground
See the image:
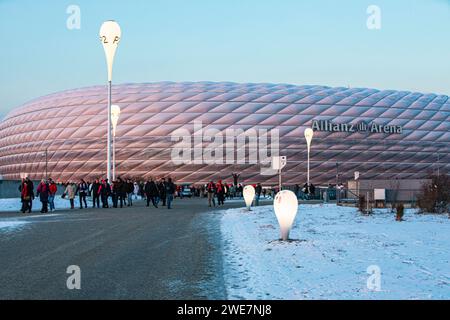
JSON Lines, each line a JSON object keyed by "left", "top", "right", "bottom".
{"left": 0, "top": 197, "right": 75, "bottom": 212}
{"left": 0, "top": 220, "right": 29, "bottom": 231}
{"left": 221, "top": 204, "right": 450, "bottom": 300}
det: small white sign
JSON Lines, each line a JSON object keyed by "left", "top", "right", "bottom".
{"left": 354, "top": 171, "right": 360, "bottom": 180}
{"left": 374, "top": 189, "right": 386, "bottom": 200}
{"left": 280, "top": 156, "right": 287, "bottom": 169}
{"left": 272, "top": 156, "right": 287, "bottom": 170}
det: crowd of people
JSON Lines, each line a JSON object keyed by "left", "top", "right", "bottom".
{"left": 18, "top": 176, "right": 177, "bottom": 213}
{"left": 19, "top": 175, "right": 306, "bottom": 214}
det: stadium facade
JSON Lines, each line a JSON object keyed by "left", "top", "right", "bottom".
{"left": 0, "top": 82, "right": 448, "bottom": 185}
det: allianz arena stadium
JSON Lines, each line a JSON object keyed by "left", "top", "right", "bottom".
{"left": 0, "top": 82, "right": 448, "bottom": 185}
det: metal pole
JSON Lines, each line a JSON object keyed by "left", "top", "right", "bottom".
{"left": 307, "top": 146, "right": 310, "bottom": 186}
{"left": 437, "top": 152, "right": 440, "bottom": 178}
{"left": 278, "top": 168, "right": 281, "bottom": 192}
{"left": 336, "top": 162, "right": 339, "bottom": 203}
{"left": 357, "top": 180, "right": 359, "bottom": 198}
{"left": 113, "top": 133, "right": 116, "bottom": 181}
{"left": 107, "top": 80, "right": 112, "bottom": 182}
{"left": 45, "top": 148, "right": 48, "bottom": 180}
{"left": 366, "top": 191, "right": 369, "bottom": 213}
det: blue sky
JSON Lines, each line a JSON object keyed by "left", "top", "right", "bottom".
{"left": 1, "top": 0, "right": 450, "bottom": 118}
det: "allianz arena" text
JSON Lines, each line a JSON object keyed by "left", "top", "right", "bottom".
{"left": 312, "top": 119, "right": 403, "bottom": 134}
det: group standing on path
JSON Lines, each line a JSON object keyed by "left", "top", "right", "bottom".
{"left": 18, "top": 174, "right": 288, "bottom": 214}
{"left": 18, "top": 176, "right": 178, "bottom": 214}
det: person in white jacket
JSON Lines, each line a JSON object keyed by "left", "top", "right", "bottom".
{"left": 133, "top": 182, "right": 139, "bottom": 200}
{"left": 64, "top": 182, "right": 76, "bottom": 209}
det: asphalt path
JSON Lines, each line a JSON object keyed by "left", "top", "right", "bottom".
{"left": 0, "top": 197, "right": 267, "bottom": 299}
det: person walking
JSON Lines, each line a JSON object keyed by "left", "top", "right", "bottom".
{"left": 116, "top": 177, "right": 127, "bottom": 208}
{"left": 64, "top": 182, "right": 76, "bottom": 209}
{"left": 126, "top": 179, "right": 134, "bottom": 206}
{"left": 98, "top": 179, "right": 110, "bottom": 208}
{"left": 207, "top": 180, "right": 216, "bottom": 207}
{"left": 91, "top": 179, "right": 101, "bottom": 208}
{"left": 144, "top": 178, "right": 159, "bottom": 208}
{"left": 133, "top": 181, "right": 139, "bottom": 200}
{"left": 77, "top": 179, "right": 88, "bottom": 209}
{"left": 111, "top": 180, "right": 119, "bottom": 208}
{"left": 255, "top": 183, "right": 262, "bottom": 206}
{"left": 158, "top": 178, "right": 167, "bottom": 206}
{"left": 138, "top": 182, "right": 144, "bottom": 200}
{"left": 36, "top": 179, "right": 50, "bottom": 213}
{"left": 48, "top": 178, "right": 57, "bottom": 212}
{"left": 25, "top": 177, "right": 35, "bottom": 213}
{"left": 166, "top": 177, "right": 176, "bottom": 209}
{"left": 19, "top": 178, "right": 28, "bottom": 213}
{"left": 216, "top": 180, "right": 225, "bottom": 206}
{"left": 294, "top": 184, "right": 300, "bottom": 199}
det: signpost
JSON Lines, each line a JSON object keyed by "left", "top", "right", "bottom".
{"left": 355, "top": 171, "right": 360, "bottom": 197}
{"left": 272, "top": 156, "right": 287, "bottom": 192}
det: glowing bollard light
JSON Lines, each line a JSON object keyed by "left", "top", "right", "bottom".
{"left": 243, "top": 185, "right": 255, "bottom": 211}
{"left": 274, "top": 190, "right": 298, "bottom": 241}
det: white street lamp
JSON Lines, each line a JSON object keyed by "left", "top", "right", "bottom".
{"left": 99, "top": 20, "right": 121, "bottom": 182}
{"left": 111, "top": 104, "right": 121, "bottom": 181}
{"left": 304, "top": 128, "right": 314, "bottom": 186}
{"left": 243, "top": 185, "right": 255, "bottom": 211}
{"left": 273, "top": 190, "right": 298, "bottom": 241}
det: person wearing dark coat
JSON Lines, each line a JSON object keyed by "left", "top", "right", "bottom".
{"left": 158, "top": 178, "right": 167, "bottom": 206}
{"left": 166, "top": 178, "right": 176, "bottom": 209}
{"left": 145, "top": 178, "right": 159, "bottom": 208}
{"left": 207, "top": 181, "right": 216, "bottom": 207}
{"left": 77, "top": 179, "right": 88, "bottom": 209}
{"left": 255, "top": 183, "right": 262, "bottom": 206}
{"left": 25, "top": 177, "right": 35, "bottom": 212}
{"left": 216, "top": 180, "right": 225, "bottom": 206}
{"left": 91, "top": 179, "right": 101, "bottom": 208}
{"left": 98, "top": 180, "right": 111, "bottom": 208}
{"left": 111, "top": 180, "right": 119, "bottom": 208}
{"left": 126, "top": 179, "right": 134, "bottom": 206}
{"left": 116, "top": 177, "right": 127, "bottom": 208}
{"left": 19, "top": 177, "right": 34, "bottom": 213}
{"left": 36, "top": 179, "right": 49, "bottom": 213}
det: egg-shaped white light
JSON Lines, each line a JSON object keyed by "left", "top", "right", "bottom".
{"left": 304, "top": 128, "right": 314, "bottom": 150}
{"left": 111, "top": 104, "right": 121, "bottom": 136}
{"left": 243, "top": 185, "right": 255, "bottom": 210}
{"left": 274, "top": 190, "right": 299, "bottom": 240}
{"left": 99, "top": 20, "right": 121, "bottom": 82}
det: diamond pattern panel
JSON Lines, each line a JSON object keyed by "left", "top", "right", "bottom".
{"left": 0, "top": 82, "right": 448, "bottom": 184}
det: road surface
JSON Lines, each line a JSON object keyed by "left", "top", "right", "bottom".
{"left": 0, "top": 197, "right": 259, "bottom": 299}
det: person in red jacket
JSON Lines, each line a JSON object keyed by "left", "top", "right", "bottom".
{"left": 216, "top": 180, "right": 225, "bottom": 206}
{"left": 48, "top": 178, "right": 57, "bottom": 212}
{"left": 36, "top": 179, "right": 50, "bottom": 213}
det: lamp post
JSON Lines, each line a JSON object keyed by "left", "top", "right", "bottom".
{"left": 336, "top": 162, "right": 339, "bottom": 203}
{"left": 304, "top": 128, "right": 314, "bottom": 186}
{"left": 111, "top": 105, "right": 121, "bottom": 181}
{"left": 99, "top": 20, "right": 121, "bottom": 182}
{"left": 41, "top": 148, "right": 48, "bottom": 180}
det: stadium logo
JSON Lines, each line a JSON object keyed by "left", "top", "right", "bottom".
{"left": 312, "top": 120, "right": 402, "bottom": 134}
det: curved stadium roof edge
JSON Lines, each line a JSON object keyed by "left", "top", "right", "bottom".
{"left": 0, "top": 81, "right": 449, "bottom": 184}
